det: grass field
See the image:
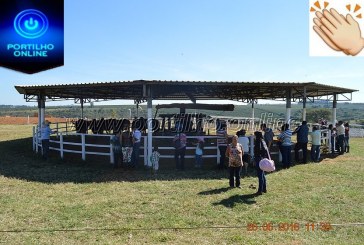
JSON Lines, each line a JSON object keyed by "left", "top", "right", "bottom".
{"left": 0, "top": 125, "right": 363, "bottom": 244}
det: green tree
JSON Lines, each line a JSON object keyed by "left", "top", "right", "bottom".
{"left": 306, "top": 109, "right": 331, "bottom": 123}
{"left": 111, "top": 109, "right": 117, "bottom": 118}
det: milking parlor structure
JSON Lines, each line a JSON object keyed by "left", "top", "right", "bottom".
{"left": 15, "top": 80, "right": 357, "bottom": 167}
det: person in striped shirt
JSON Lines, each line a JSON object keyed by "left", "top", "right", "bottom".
{"left": 277, "top": 123, "right": 292, "bottom": 169}
{"left": 216, "top": 119, "right": 228, "bottom": 170}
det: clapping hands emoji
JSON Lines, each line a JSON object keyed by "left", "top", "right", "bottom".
{"left": 313, "top": 8, "right": 364, "bottom": 56}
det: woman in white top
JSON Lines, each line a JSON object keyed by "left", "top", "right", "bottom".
{"left": 237, "top": 129, "right": 250, "bottom": 174}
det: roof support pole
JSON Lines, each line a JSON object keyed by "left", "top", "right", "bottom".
{"left": 167, "top": 116, "right": 172, "bottom": 131}
{"left": 302, "top": 86, "right": 307, "bottom": 122}
{"left": 332, "top": 93, "right": 337, "bottom": 126}
{"left": 146, "top": 86, "right": 153, "bottom": 167}
{"left": 251, "top": 101, "right": 255, "bottom": 131}
{"left": 80, "top": 99, "right": 84, "bottom": 118}
{"left": 286, "top": 88, "right": 292, "bottom": 125}
{"left": 37, "top": 95, "right": 45, "bottom": 129}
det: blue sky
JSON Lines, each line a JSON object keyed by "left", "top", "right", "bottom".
{"left": 1, "top": 0, "right": 363, "bottom": 105}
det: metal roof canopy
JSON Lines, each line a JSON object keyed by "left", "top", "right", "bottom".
{"left": 15, "top": 80, "right": 358, "bottom": 104}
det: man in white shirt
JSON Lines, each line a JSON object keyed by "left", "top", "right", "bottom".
{"left": 309, "top": 126, "right": 321, "bottom": 162}
{"left": 237, "top": 129, "right": 250, "bottom": 174}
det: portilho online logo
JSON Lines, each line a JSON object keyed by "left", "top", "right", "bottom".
{"left": 14, "top": 9, "right": 49, "bottom": 39}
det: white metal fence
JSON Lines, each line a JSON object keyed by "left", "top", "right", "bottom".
{"left": 33, "top": 126, "right": 340, "bottom": 166}
{"left": 33, "top": 126, "right": 235, "bottom": 165}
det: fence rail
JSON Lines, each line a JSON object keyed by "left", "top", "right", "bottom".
{"left": 33, "top": 127, "right": 234, "bottom": 165}
{"left": 33, "top": 126, "right": 339, "bottom": 166}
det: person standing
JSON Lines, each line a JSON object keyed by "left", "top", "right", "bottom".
{"left": 150, "top": 146, "right": 161, "bottom": 174}
{"left": 277, "top": 123, "right": 292, "bottom": 169}
{"left": 173, "top": 131, "right": 187, "bottom": 170}
{"left": 336, "top": 121, "right": 345, "bottom": 155}
{"left": 225, "top": 135, "right": 243, "bottom": 188}
{"left": 328, "top": 124, "right": 336, "bottom": 154}
{"left": 110, "top": 131, "right": 122, "bottom": 169}
{"left": 40, "top": 120, "right": 56, "bottom": 160}
{"left": 253, "top": 131, "right": 267, "bottom": 195}
{"left": 261, "top": 124, "right": 274, "bottom": 150}
{"left": 293, "top": 121, "right": 309, "bottom": 164}
{"left": 344, "top": 122, "right": 350, "bottom": 153}
{"left": 237, "top": 129, "right": 250, "bottom": 175}
{"left": 121, "top": 126, "right": 133, "bottom": 168}
{"left": 216, "top": 119, "right": 228, "bottom": 169}
{"left": 309, "top": 126, "right": 321, "bottom": 162}
{"left": 194, "top": 139, "right": 204, "bottom": 168}
{"left": 130, "top": 125, "right": 142, "bottom": 168}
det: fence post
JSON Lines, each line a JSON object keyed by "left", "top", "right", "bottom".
{"left": 60, "top": 133, "right": 64, "bottom": 159}
{"left": 81, "top": 134, "right": 86, "bottom": 161}
{"left": 35, "top": 127, "right": 39, "bottom": 153}
{"left": 32, "top": 126, "right": 36, "bottom": 152}
{"left": 216, "top": 137, "right": 220, "bottom": 165}
{"left": 110, "top": 135, "right": 114, "bottom": 164}
{"left": 144, "top": 136, "right": 147, "bottom": 166}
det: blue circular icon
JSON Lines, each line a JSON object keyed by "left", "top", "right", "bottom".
{"left": 14, "top": 9, "right": 49, "bottom": 39}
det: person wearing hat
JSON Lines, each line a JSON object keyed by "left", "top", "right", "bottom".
{"left": 40, "top": 120, "right": 56, "bottom": 160}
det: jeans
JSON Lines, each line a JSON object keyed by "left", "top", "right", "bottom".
{"left": 113, "top": 151, "right": 122, "bottom": 168}
{"left": 344, "top": 136, "right": 350, "bottom": 152}
{"left": 175, "top": 147, "right": 186, "bottom": 170}
{"left": 218, "top": 146, "right": 227, "bottom": 169}
{"left": 41, "top": 139, "right": 50, "bottom": 159}
{"left": 195, "top": 154, "right": 203, "bottom": 168}
{"left": 294, "top": 142, "right": 307, "bottom": 163}
{"left": 254, "top": 157, "right": 266, "bottom": 193}
{"left": 311, "top": 145, "right": 320, "bottom": 162}
{"left": 131, "top": 142, "right": 141, "bottom": 167}
{"left": 229, "top": 166, "right": 242, "bottom": 187}
{"left": 337, "top": 135, "right": 345, "bottom": 155}
{"left": 281, "top": 145, "right": 292, "bottom": 168}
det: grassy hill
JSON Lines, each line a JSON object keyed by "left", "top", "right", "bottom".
{"left": 1, "top": 103, "right": 364, "bottom": 124}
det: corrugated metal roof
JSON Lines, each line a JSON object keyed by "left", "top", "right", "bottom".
{"left": 15, "top": 80, "right": 358, "bottom": 103}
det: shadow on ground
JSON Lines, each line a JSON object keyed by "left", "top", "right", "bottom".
{"left": 198, "top": 187, "right": 231, "bottom": 195}
{"left": 0, "top": 138, "right": 233, "bottom": 184}
{"left": 213, "top": 193, "right": 258, "bottom": 207}
{"left": 0, "top": 138, "right": 339, "bottom": 184}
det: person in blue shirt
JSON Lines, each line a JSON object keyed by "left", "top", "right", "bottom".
{"left": 277, "top": 123, "right": 292, "bottom": 169}
{"left": 40, "top": 120, "right": 56, "bottom": 160}
{"left": 194, "top": 139, "right": 204, "bottom": 168}
{"left": 293, "top": 121, "right": 309, "bottom": 164}
{"left": 130, "top": 125, "right": 142, "bottom": 168}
